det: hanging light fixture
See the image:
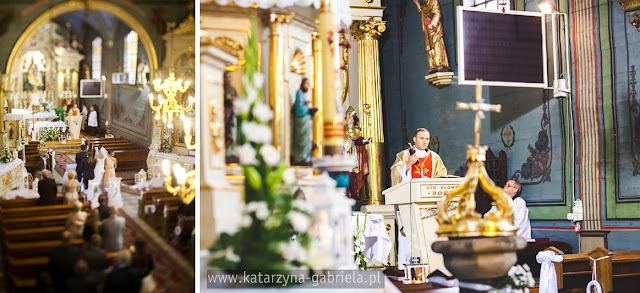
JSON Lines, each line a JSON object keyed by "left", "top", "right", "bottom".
{"left": 148, "top": 71, "right": 194, "bottom": 128}
{"left": 148, "top": 21, "right": 194, "bottom": 129}
{"left": 161, "top": 159, "right": 195, "bottom": 204}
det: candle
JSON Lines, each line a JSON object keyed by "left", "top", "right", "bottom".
{"left": 319, "top": 0, "right": 342, "bottom": 155}
{"left": 183, "top": 117, "right": 190, "bottom": 133}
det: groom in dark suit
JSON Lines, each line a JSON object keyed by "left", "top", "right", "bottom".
{"left": 75, "top": 144, "right": 87, "bottom": 185}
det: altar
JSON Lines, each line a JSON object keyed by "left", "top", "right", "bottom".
{"left": 28, "top": 121, "right": 66, "bottom": 141}
{"left": 146, "top": 150, "right": 195, "bottom": 178}
{"left": 383, "top": 177, "right": 463, "bottom": 273}
{"left": 0, "top": 159, "right": 27, "bottom": 196}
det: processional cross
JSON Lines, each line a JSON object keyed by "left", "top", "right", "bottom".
{"left": 456, "top": 79, "right": 501, "bottom": 146}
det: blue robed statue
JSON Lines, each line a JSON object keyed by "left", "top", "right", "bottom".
{"left": 291, "top": 78, "right": 317, "bottom": 166}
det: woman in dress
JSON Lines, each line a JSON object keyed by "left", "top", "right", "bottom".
{"left": 62, "top": 170, "right": 80, "bottom": 205}
{"left": 104, "top": 150, "right": 123, "bottom": 208}
{"left": 93, "top": 147, "right": 106, "bottom": 192}
{"left": 103, "top": 150, "right": 117, "bottom": 188}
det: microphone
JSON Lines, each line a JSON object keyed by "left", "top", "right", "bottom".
{"left": 408, "top": 143, "right": 419, "bottom": 165}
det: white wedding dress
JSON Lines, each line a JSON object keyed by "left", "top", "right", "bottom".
{"left": 88, "top": 147, "right": 106, "bottom": 207}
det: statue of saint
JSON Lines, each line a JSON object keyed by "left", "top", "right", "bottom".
{"left": 291, "top": 78, "right": 317, "bottom": 166}
{"left": 344, "top": 106, "right": 370, "bottom": 198}
{"left": 27, "top": 60, "right": 43, "bottom": 89}
{"left": 413, "top": 0, "right": 451, "bottom": 73}
{"left": 223, "top": 71, "right": 238, "bottom": 163}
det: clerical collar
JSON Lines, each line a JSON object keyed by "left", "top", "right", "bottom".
{"left": 415, "top": 149, "right": 430, "bottom": 157}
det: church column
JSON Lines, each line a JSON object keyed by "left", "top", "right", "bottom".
{"left": 268, "top": 13, "right": 292, "bottom": 163}
{"left": 311, "top": 32, "right": 323, "bottom": 158}
{"left": 350, "top": 19, "right": 386, "bottom": 205}
{"left": 105, "top": 39, "right": 114, "bottom": 135}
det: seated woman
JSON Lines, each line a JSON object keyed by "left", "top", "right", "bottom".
{"left": 62, "top": 170, "right": 80, "bottom": 205}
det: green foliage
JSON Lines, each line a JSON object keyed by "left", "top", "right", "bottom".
{"left": 159, "top": 136, "right": 172, "bottom": 153}
{"left": 40, "top": 127, "right": 61, "bottom": 142}
{"left": 208, "top": 17, "right": 317, "bottom": 283}
{"left": 0, "top": 142, "right": 13, "bottom": 163}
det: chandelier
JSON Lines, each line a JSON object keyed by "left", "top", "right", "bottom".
{"left": 148, "top": 72, "right": 194, "bottom": 128}
{"left": 162, "top": 159, "right": 195, "bottom": 204}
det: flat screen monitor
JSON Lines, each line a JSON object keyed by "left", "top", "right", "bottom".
{"left": 457, "top": 7, "right": 547, "bottom": 88}
{"left": 80, "top": 79, "right": 103, "bottom": 98}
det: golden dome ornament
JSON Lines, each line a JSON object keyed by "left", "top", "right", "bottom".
{"left": 435, "top": 79, "right": 517, "bottom": 238}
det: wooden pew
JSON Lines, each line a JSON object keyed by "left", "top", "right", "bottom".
{"left": 0, "top": 203, "right": 90, "bottom": 219}
{"left": 162, "top": 205, "right": 179, "bottom": 239}
{"left": 139, "top": 189, "right": 173, "bottom": 218}
{"left": 112, "top": 149, "right": 149, "bottom": 171}
{"left": 0, "top": 197, "right": 63, "bottom": 209}
{"left": 545, "top": 246, "right": 640, "bottom": 293}
{"left": 172, "top": 214, "right": 195, "bottom": 254}
{"left": 2, "top": 214, "right": 69, "bottom": 230}
{"left": 5, "top": 239, "right": 83, "bottom": 259}
{"left": 150, "top": 196, "right": 181, "bottom": 233}
{"left": 2, "top": 226, "right": 66, "bottom": 244}
{"left": 7, "top": 247, "right": 114, "bottom": 292}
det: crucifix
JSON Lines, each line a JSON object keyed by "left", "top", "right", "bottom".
{"left": 456, "top": 79, "right": 501, "bottom": 146}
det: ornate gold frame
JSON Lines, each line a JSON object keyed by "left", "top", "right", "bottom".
{"left": 6, "top": 1, "right": 159, "bottom": 82}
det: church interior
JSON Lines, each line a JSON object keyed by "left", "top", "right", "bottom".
{"left": 0, "top": 1, "right": 195, "bottom": 292}
{"left": 202, "top": 0, "right": 640, "bottom": 292}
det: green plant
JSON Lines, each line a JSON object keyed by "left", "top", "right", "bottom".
{"left": 0, "top": 142, "right": 13, "bottom": 163}
{"left": 491, "top": 264, "right": 535, "bottom": 293}
{"left": 208, "top": 18, "right": 319, "bottom": 282}
{"left": 40, "top": 127, "right": 61, "bottom": 141}
{"left": 159, "top": 136, "right": 172, "bottom": 153}
{"left": 353, "top": 212, "right": 368, "bottom": 270}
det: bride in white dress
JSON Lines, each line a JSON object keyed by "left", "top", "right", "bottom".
{"left": 93, "top": 147, "right": 107, "bottom": 191}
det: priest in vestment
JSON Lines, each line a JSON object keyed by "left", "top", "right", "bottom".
{"left": 390, "top": 128, "right": 447, "bottom": 185}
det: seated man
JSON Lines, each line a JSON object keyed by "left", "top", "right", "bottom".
{"left": 485, "top": 179, "right": 531, "bottom": 240}
{"left": 390, "top": 128, "right": 447, "bottom": 185}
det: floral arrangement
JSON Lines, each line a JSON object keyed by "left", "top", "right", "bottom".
{"left": 0, "top": 141, "right": 13, "bottom": 163}
{"left": 353, "top": 213, "right": 369, "bottom": 269}
{"left": 40, "top": 127, "right": 61, "bottom": 141}
{"left": 490, "top": 264, "right": 535, "bottom": 293}
{"left": 159, "top": 135, "right": 172, "bottom": 153}
{"left": 209, "top": 18, "right": 321, "bottom": 281}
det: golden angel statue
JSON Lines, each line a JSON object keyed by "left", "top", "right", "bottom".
{"left": 413, "top": 0, "right": 451, "bottom": 73}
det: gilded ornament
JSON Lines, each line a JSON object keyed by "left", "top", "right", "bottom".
{"left": 209, "top": 99, "right": 224, "bottom": 153}
{"left": 290, "top": 48, "right": 307, "bottom": 75}
{"left": 340, "top": 34, "right": 349, "bottom": 103}
{"left": 350, "top": 18, "right": 386, "bottom": 40}
{"left": 436, "top": 79, "right": 516, "bottom": 238}
{"left": 212, "top": 36, "right": 246, "bottom": 71}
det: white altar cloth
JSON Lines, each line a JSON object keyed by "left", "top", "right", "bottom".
{"left": 28, "top": 121, "right": 66, "bottom": 135}
{"left": 131, "top": 177, "right": 165, "bottom": 190}
{"left": 5, "top": 189, "right": 40, "bottom": 200}
{"left": 33, "top": 111, "right": 58, "bottom": 120}
{"left": 147, "top": 151, "right": 195, "bottom": 177}
{"left": 351, "top": 212, "right": 393, "bottom": 264}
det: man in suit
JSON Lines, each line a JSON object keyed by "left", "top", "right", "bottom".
{"left": 102, "top": 206, "right": 126, "bottom": 252}
{"left": 83, "top": 234, "right": 107, "bottom": 272}
{"left": 49, "top": 230, "right": 82, "bottom": 292}
{"left": 38, "top": 170, "right": 58, "bottom": 205}
{"left": 75, "top": 144, "right": 87, "bottom": 185}
{"left": 97, "top": 195, "right": 110, "bottom": 220}
{"left": 103, "top": 249, "right": 142, "bottom": 293}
